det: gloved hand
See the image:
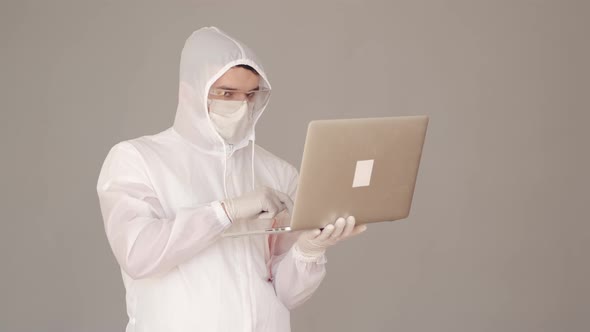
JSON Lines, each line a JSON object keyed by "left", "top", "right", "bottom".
{"left": 294, "top": 216, "right": 367, "bottom": 258}
{"left": 221, "top": 186, "right": 293, "bottom": 222}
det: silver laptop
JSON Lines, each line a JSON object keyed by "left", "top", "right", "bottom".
{"left": 222, "top": 115, "right": 429, "bottom": 237}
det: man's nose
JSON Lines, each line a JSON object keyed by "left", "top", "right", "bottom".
{"left": 232, "top": 93, "right": 252, "bottom": 101}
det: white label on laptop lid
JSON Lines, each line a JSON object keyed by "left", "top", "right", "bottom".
{"left": 352, "top": 159, "right": 374, "bottom": 188}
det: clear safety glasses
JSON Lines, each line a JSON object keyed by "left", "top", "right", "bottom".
{"left": 208, "top": 87, "right": 271, "bottom": 111}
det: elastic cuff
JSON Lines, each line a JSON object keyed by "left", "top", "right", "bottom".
{"left": 292, "top": 244, "right": 328, "bottom": 264}
{"left": 211, "top": 200, "right": 232, "bottom": 228}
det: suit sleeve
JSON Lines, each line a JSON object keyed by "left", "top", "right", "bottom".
{"left": 96, "top": 142, "right": 232, "bottom": 279}
{"left": 267, "top": 166, "right": 327, "bottom": 309}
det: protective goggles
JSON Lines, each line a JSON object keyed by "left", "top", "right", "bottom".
{"left": 208, "top": 87, "right": 271, "bottom": 102}
{"left": 208, "top": 87, "right": 271, "bottom": 113}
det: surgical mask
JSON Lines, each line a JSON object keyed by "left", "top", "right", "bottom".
{"left": 208, "top": 99, "right": 251, "bottom": 143}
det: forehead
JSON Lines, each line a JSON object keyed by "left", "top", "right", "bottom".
{"left": 211, "top": 67, "right": 260, "bottom": 90}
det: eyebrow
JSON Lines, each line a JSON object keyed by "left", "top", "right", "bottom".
{"left": 216, "top": 85, "right": 260, "bottom": 91}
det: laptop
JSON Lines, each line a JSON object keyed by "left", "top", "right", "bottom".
{"left": 222, "top": 115, "right": 429, "bottom": 237}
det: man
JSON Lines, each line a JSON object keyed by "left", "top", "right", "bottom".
{"left": 96, "top": 26, "right": 366, "bottom": 332}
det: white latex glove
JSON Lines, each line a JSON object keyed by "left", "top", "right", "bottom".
{"left": 221, "top": 186, "right": 294, "bottom": 222}
{"left": 294, "top": 216, "right": 367, "bottom": 258}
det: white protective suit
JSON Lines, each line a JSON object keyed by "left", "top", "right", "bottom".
{"left": 96, "top": 27, "right": 326, "bottom": 332}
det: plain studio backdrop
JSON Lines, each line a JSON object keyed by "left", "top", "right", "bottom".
{"left": 1, "top": 1, "right": 588, "bottom": 331}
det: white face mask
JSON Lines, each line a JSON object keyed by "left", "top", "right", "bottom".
{"left": 207, "top": 99, "right": 251, "bottom": 143}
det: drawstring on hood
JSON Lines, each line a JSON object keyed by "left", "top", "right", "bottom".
{"left": 172, "top": 27, "right": 271, "bottom": 198}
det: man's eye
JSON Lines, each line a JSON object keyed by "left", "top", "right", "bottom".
{"left": 246, "top": 92, "right": 255, "bottom": 99}
{"left": 223, "top": 91, "right": 233, "bottom": 97}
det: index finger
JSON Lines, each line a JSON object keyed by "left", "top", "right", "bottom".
{"left": 274, "top": 190, "right": 294, "bottom": 216}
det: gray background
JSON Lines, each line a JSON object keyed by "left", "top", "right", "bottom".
{"left": 1, "top": 0, "right": 589, "bottom": 331}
